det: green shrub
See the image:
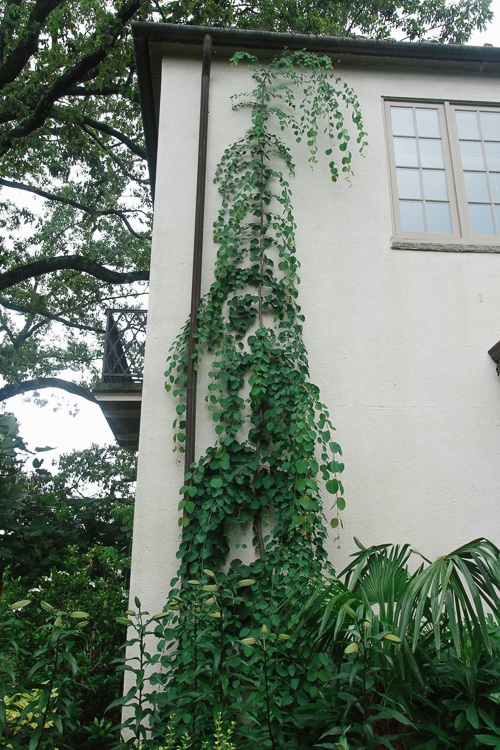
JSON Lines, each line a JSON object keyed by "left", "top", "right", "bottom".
{"left": 0, "top": 545, "right": 128, "bottom": 749}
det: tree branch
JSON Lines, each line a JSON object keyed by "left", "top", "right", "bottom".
{"left": 0, "top": 0, "right": 142, "bottom": 156}
{"left": 65, "top": 85, "right": 139, "bottom": 102}
{"left": 0, "top": 378, "right": 98, "bottom": 403}
{"left": 81, "top": 114, "right": 146, "bottom": 159}
{"left": 0, "top": 308, "right": 17, "bottom": 346}
{"left": 0, "top": 0, "right": 65, "bottom": 90}
{"left": 0, "top": 297, "right": 105, "bottom": 334}
{"left": 80, "top": 125, "right": 150, "bottom": 187}
{"left": 0, "top": 177, "right": 146, "bottom": 238}
{"left": 0, "top": 255, "right": 149, "bottom": 292}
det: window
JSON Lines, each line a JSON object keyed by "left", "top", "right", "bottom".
{"left": 385, "top": 100, "right": 500, "bottom": 247}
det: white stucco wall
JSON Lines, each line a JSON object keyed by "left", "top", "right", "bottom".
{"left": 130, "top": 50, "right": 500, "bottom": 615}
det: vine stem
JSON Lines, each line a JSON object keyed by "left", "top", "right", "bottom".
{"left": 193, "top": 607, "right": 198, "bottom": 737}
{"left": 261, "top": 632, "right": 276, "bottom": 750}
{"left": 253, "top": 89, "right": 267, "bottom": 559}
{"left": 218, "top": 597, "right": 224, "bottom": 708}
{"left": 362, "top": 624, "right": 368, "bottom": 729}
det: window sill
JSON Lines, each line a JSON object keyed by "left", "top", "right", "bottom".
{"left": 392, "top": 239, "right": 500, "bottom": 254}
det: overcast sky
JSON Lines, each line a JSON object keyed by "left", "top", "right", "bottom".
{"left": 7, "top": 2, "right": 500, "bottom": 464}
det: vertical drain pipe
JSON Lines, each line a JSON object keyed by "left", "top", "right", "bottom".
{"left": 185, "top": 34, "right": 212, "bottom": 479}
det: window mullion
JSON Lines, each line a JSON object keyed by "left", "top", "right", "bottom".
{"left": 445, "top": 101, "right": 472, "bottom": 238}
{"left": 439, "top": 101, "right": 463, "bottom": 238}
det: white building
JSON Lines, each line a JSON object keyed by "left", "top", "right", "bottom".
{"left": 129, "top": 23, "right": 500, "bottom": 616}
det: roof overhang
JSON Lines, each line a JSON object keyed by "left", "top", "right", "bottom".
{"left": 132, "top": 22, "right": 500, "bottom": 195}
{"left": 93, "top": 383, "right": 142, "bottom": 450}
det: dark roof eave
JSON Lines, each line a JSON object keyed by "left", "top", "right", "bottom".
{"left": 133, "top": 21, "right": 500, "bottom": 63}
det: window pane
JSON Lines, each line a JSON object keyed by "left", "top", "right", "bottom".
{"left": 464, "top": 172, "right": 490, "bottom": 202}
{"left": 456, "top": 110, "right": 480, "bottom": 139}
{"left": 396, "top": 168, "right": 422, "bottom": 199}
{"left": 391, "top": 107, "right": 415, "bottom": 136}
{"left": 415, "top": 108, "right": 440, "bottom": 137}
{"left": 480, "top": 111, "right": 500, "bottom": 141}
{"left": 427, "top": 202, "right": 452, "bottom": 233}
{"left": 394, "top": 137, "right": 418, "bottom": 166}
{"left": 422, "top": 170, "right": 448, "bottom": 200}
{"left": 459, "top": 140, "right": 485, "bottom": 170}
{"left": 485, "top": 141, "right": 500, "bottom": 171}
{"left": 400, "top": 200, "right": 425, "bottom": 231}
{"left": 490, "top": 173, "right": 500, "bottom": 202}
{"left": 419, "top": 139, "right": 444, "bottom": 168}
{"left": 469, "top": 203, "right": 495, "bottom": 234}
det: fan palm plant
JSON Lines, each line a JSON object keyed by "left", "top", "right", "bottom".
{"left": 305, "top": 537, "right": 500, "bottom": 655}
{"left": 298, "top": 537, "right": 500, "bottom": 749}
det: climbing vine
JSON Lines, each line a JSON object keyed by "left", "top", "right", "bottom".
{"left": 158, "top": 50, "right": 367, "bottom": 746}
{"left": 166, "top": 50, "right": 366, "bottom": 575}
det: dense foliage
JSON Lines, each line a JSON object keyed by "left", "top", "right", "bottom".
{"left": 163, "top": 0, "right": 493, "bottom": 40}
{"left": 115, "top": 538, "right": 500, "bottom": 750}
{"left": 4, "top": 534, "right": 500, "bottom": 749}
{"left": 0, "top": 413, "right": 134, "bottom": 749}
{"left": 0, "top": 414, "right": 135, "bottom": 586}
{"left": 1, "top": 548, "right": 128, "bottom": 750}
{"left": 0, "top": 0, "right": 493, "bottom": 405}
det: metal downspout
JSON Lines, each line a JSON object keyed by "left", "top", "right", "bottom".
{"left": 185, "top": 34, "right": 212, "bottom": 479}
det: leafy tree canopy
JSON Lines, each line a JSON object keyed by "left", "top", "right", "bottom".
{"left": 165, "top": 0, "right": 493, "bottom": 40}
{"left": 0, "top": 0, "right": 493, "bottom": 405}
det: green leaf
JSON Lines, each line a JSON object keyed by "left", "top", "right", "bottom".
{"left": 29, "top": 728, "right": 43, "bottom": 750}
{"left": 474, "top": 737, "right": 500, "bottom": 746}
{"left": 326, "top": 479, "right": 339, "bottom": 494}
{"left": 466, "top": 704, "right": 479, "bottom": 729}
{"left": 116, "top": 616, "right": 132, "bottom": 625}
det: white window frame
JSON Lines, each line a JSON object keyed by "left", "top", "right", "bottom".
{"left": 385, "top": 99, "right": 500, "bottom": 252}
